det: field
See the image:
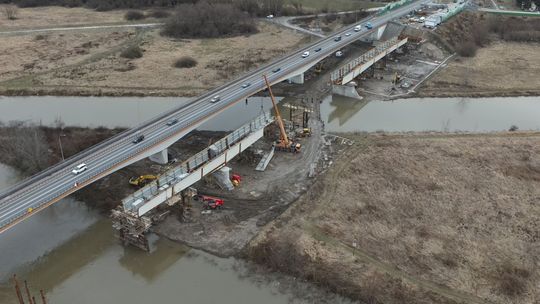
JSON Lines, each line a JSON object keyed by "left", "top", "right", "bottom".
{"left": 418, "top": 12, "right": 540, "bottom": 97}
{"left": 0, "top": 23, "right": 307, "bottom": 96}
{"left": 249, "top": 132, "right": 540, "bottom": 304}
{"left": 0, "top": 6, "right": 129, "bottom": 30}
{"left": 286, "top": 0, "right": 387, "bottom": 11}
{"left": 419, "top": 41, "right": 540, "bottom": 97}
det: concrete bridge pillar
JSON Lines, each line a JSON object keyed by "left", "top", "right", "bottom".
{"left": 212, "top": 166, "right": 234, "bottom": 191}
{"left": 149, "top": 149, "right": 168, "bottom": 165}
{"left": 288, "top": 73, "right": 305, "bottom": 84}
{"left": 332, "top": 84, "right": 363, "bottom": 100}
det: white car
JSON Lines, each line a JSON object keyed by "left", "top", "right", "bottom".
{"left": 335, "top": 51, "right": 343, "bottom": 57}
{"left": 301, "top": 51, "right": 310, "bottom": 58}
{"left": 354, "top": 26, "right": 362, "bottom": 32}
{"left": 72, "top": 163, "right": 87, "bottom": 175}
{"left": 210, "top": 95, "right": 220, "bottom": 103}
{"left": 345, "top": 32, "right": 351, "bottom": 36}
{"left": 266, "top": 14, "right": 274, "bottom": 19}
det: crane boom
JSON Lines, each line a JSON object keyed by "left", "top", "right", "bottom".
{"left": 263, "top": 75, "right": 289, "bottom": 145}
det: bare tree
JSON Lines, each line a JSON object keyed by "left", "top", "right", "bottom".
{"left": 0, "top": 122, "right": 50, "bottom": 175}
{"left": 3, "top": 5, "right": 18, "bottom": 20}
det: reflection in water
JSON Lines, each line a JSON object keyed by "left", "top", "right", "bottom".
{"left": 321, "top": 95, "right": 540, "bottom": 132}
{"left": 326, "top": 95, "right": 368, "bottom": 126}
{"left": 0, "top": 199, "right": 100, "bottom": 283}
{"left": 118, "top": 234, "right": 187, "bottom": 282}
{"left": 0, "top": 96, "right": 276, "bottom": 131}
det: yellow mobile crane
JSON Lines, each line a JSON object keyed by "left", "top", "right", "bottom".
{"left": 263, "top": 75, "right": 301, "bottom": 153}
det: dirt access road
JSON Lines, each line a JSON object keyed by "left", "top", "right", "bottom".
{"left": 249, "top": 132, "right": 540, "bottom": 304}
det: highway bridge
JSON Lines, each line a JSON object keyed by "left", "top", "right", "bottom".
{"left": 0, "top": 0, "right": 428, "bottom": 233}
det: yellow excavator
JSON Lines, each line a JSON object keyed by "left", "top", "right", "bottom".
{"left": 263, "top": 75, "right": 301, "bottom": 153}
{"left": 129, "top": 175, "right": 157, "bottom": 187}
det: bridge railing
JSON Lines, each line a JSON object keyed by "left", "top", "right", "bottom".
{"left": 330, "top": 37, "right": 401, "bottom": 83}
{"left": 122, "top": 113, "right": 273, "bottom": 214}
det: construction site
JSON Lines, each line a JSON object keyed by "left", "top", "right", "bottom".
{"left": 1, "top": 1, "right": 539, "bottom": 303}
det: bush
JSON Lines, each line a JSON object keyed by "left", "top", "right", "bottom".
{"left": 149, "top": 10, "right": 170, "bottom": 18}
{"left": 497, "top": 263, "right": 530, "bottom": 297}
{"left": 3, "top": 5, "right": 17, "bottom": 20}
{"left": 125, "top": 10, "right": 145, "bottom": 21}
{"left": 456, "top": 40, "right": 477, "bottom": 57}
{"left": 174, "top": 56, "right": 198, "bottom": 68}
{"left": 120, "top": 45, "right": 143, "bottom": 59}
{"left": 162, "top": 1, "right": 258, "bottom": 39}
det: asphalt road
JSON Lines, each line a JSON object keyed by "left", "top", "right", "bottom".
{"left": 0, "top": 0, "right": 428, "bottom": 233}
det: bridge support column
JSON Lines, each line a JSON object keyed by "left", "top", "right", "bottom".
{"left": 332, "top": 84, "right": 363, "bottom": 100}
{"left": 149, "top": 149, "right": 168, "bottom": 165}
{"left": 288, "top": 73, "right": 304, "bottom": 84}
{"left": 376, "top": 24, "right": 387, "bottom": 40}
{"left": 212, "top": 166, "right": 234, "bottom": 191}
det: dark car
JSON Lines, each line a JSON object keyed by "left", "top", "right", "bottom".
{"left": 132, "top": 134, "right": 144, "bottom": 144}
{"left": 314, "top": 47, "right": 322, "bottom": 52}
{"left": 272, "top": 67, "right": 281, "bottom": 73}
{"left": 166, "top": 119, "right": 178, "bottom": 126}
{"left": 334, "top": 36, "right": 342, "bottom": 42}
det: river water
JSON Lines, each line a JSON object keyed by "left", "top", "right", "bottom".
{"left": 1, "top": 95, "right": 539, "bottom": 303}
{"left": 320, "top": 95, "right": 540, "bottom": 132}
{"left": 0, "top": 96, "right": 274, "bottom": 131}
{"left": 1, "top": 95, "right": 539, "bottom": 132}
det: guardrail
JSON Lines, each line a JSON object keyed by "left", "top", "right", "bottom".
{"left": 330, "top": 37, "right": 403, "bottom": 83}
{"left": 122, "top": 113, "right": 273, "bottom": 214}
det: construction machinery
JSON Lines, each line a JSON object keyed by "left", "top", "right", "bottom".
{"left": 195, "top": 195, "right": 224, "bottom": 210}
{"left": 392, "top": 72, "right": 402, "bottom": 85}
{"left": 129, "top": 175, "right": 157, "bottom": 187}
{"left": 263, "top": 75, "right": 301, "bottom": 153}
{"left": 297, "top": 128, "right": 312, "bottom": 137}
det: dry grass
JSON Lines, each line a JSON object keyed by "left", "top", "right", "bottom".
{"left": 0, "top": 5, "right": 128, "bottom": 30}
{"left": 4, "top": 22, "right": 306, "bottom": 96}
{"left": 420, "top": 41, "right": 540, "bottom": 97}
{"left": 249, "top": 132, "right": 540, "bottom": 304}
{"left": 0, "top": 30, "right": 136, "bottom": 83}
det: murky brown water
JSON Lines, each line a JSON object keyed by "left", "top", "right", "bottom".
{"left": 0, "top": 96, "right": 276, "bottom": 131}
{"left": 320, "top": 95, "right": 540, "bottom": 132}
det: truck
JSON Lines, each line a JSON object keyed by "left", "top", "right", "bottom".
{"left": 424, "top": 14, "right": 443, "bottom": 28}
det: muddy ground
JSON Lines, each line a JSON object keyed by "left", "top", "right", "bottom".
{"left": 248, "top": 132, "right": 540, "bottom": 304}
{"left": 0, "top": 22, "right": 307, "bottom": 97}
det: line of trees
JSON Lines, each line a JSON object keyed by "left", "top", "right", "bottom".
{"left": 162, "top": 1, "right": 258, "bottom": 38}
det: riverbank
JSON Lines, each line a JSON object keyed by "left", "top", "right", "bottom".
{"left": 247, "top": 131, "right": 540, "bottom": 304}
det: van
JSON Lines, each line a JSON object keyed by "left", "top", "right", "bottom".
{"left": 72, "top": 163, "right": 87, "bottom": 175}
{"left": 354, "top": 25, "right": 362, "bottom": 32}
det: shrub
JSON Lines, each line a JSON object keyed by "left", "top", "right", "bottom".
{"left": 125, "top": 10, "right": 145, "bottom": 21}
{"left": 149, "top": 10, "right": 170, "bottom": 18}
{"left": 3, "top": 5, "right": 17, "bottom": 20}
{"left": 162, "top": 1, "right": 257, "bottom": 39}
{"left": 456, "top": 40, "right": 477, "bottom": 57}
{"left": 120, "top": 45, "right": 143, "bottom": 59}
{"left": 174, "top": 56, "right": 198, "bottom": 68}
